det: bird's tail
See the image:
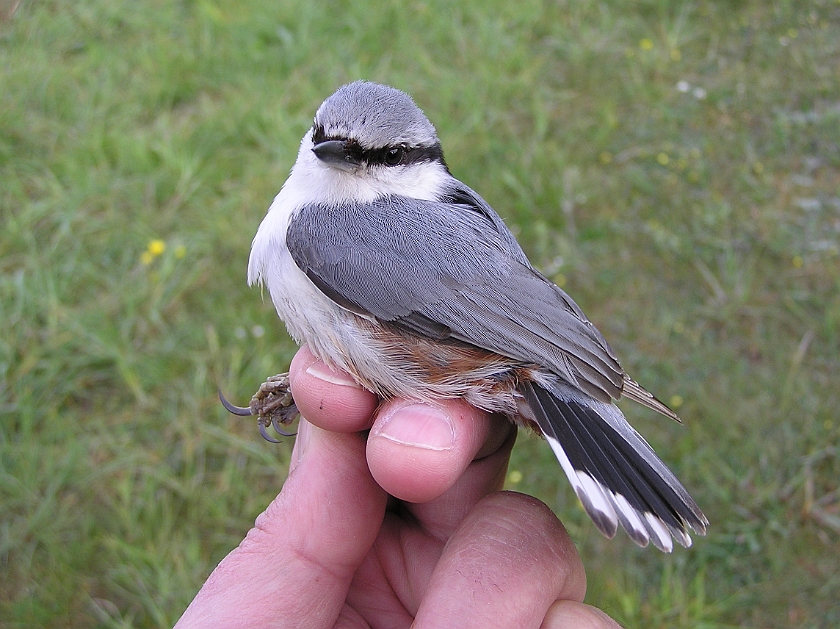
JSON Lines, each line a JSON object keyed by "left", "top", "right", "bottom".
{"left": 521, "top": 380, "right": 708, "bottom": 552}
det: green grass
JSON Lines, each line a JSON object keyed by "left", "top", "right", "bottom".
{"left": 2, "top": 0, "right": 839, "bottom": 626}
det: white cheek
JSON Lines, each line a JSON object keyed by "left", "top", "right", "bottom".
{"left": 366, "top": 161, "right": 449, "bottom": 201}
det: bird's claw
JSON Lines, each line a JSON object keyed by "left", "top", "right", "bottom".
{"left": 219, "top": 373, "right": 299, "bottom": 442}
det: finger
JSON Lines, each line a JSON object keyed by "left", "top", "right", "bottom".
{"left": 541, "top": 600, "right": 623, "bottom": 629}
{"left": 289, "top": 345, "right": 379, "bottom": 433}
{"left": 175, "top": 420, "right": 387, "bottom": 629}
{"left": 366, "top": 398, "right": 513, "bottom": 504}
{"left": 413, "top": 492, "right": 587, "bottom": 629}
{"left": 345, "top": 425, "right": 516, "bottom": 620}
{"left": 404, "top": 418, "right": 516, "bottom": 539}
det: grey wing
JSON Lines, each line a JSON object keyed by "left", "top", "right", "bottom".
{"left": 286, "top": 195, "right": 624, "bottom": 402}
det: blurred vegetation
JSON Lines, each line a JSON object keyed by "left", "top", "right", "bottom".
{"left": 1, "top": 0, "right": 839, "bottom": 626}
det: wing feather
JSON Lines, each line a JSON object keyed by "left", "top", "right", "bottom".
{"left": 286, "top": 194, "right": 624, "bottom": 401}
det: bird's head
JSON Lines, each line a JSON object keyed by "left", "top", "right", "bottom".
{"left": 291, "top": 81, "right": 451, "bottom": 203}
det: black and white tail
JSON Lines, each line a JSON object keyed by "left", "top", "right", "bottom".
{"left": 521, "top": 381, "right": 708, "bottom": 552}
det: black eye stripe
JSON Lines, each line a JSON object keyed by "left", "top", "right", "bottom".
{"left": 311, "top": 125, "right": 445, "bottom": 168}
{"left": 365, "top": 143, "right": 445, "bottom": 167}
{"left": 368, "top": 145, "right": 405, "bottom": 166}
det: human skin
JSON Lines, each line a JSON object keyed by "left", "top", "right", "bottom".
{"left": 175, "top": 346, "right": 621, "bottom": 628}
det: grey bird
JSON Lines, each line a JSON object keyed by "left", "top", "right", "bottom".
{"left": 240, "top": 81, "right": 708, "bottom": 552}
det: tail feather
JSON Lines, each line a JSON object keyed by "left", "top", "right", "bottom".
{"left": 522, "top": 380, "right": 707, "bottom": 551}
{"left": 553, "top": 394, "right": 672, "bottom": 547}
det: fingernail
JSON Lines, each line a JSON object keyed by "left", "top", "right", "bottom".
{"left": 374, "top": 403, "right": 456, "bottom": 450}
{"left": 305, "top": 360, "right": 360, "bottom": 387}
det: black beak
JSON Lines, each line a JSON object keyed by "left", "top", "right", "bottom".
{"left": 312, "top": 140, "right": 361, "bottom": 172}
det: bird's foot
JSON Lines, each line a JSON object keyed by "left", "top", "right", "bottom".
{"left": 219, "top": 373, "right": 299, "bottom": 443}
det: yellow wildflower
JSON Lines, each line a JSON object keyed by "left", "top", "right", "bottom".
{"left": 148, "top": 239, "right": 166, "bottom": 256}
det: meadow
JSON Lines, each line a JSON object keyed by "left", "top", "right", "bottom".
{"left": 1, "top": 0, "right": 839, "bottom": 626}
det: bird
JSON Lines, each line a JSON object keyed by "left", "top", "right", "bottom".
{"left": 230, "top": 80, "right": 708, "bottom": 552}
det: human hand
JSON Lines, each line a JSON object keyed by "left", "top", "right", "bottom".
{"left": 176, "top": 346, "right": 620, "bottom": 628}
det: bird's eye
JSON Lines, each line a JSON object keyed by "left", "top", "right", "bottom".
{"left": 385, "top": 146, "right": 405, "bottom": 166}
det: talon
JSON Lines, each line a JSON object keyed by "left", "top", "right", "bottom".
{"left": 259, "top": 421, "right": 283, "bottom": 443}
{"left": 219, "top": 389, "right": 253, "bottom": 416}
{"left": 220, "top": 375, "right": 298, "bottom": 443}
{"left": 271, "top": 415, "right": 297, "bottom": 437}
